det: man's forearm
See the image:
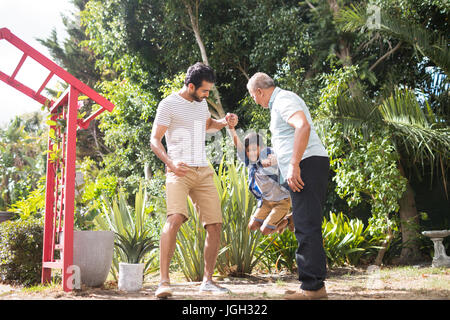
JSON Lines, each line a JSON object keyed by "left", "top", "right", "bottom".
{"left": 290, "top": 126, "right": 310, "bottom": 166}
{"left": 150, "top": 139, "right": 173, "bottom": 169}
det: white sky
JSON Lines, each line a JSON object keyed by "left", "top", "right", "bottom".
{"left": 0, "top": 0, "right": 74, "bottom": 127}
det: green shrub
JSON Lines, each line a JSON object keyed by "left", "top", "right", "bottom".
{"left": 259, "top": 231, "right": 298, "bottom": 273}
{"left": 214, "top": 160, "right": 269, "bottom": 276}
{"left": 322, "top": 212, "right": 382, "bottom": 267}
{"left": 0, "top": 218, "right": 44, "bottom": 286}
{"left": 8, "top": 177, "right": 46, "bottom": 220}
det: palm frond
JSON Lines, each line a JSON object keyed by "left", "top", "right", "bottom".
{"left": 379, "top": 88, "right": 450, "bottom": 179}
{"left": 316, "top": 94, "right": 382, "bottom": 139}
{"left": 338, "top": 3, "right": 450, "bottom": 76}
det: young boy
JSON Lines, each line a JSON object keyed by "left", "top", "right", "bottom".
{"left": 228, "top": 127, "right": 294, "bottom": 235}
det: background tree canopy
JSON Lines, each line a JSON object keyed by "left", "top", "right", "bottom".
{"left": 2, "top": 0, "right": 447, "bottom": 266}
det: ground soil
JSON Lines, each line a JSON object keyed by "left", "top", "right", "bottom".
{"left": 1, "top": 265, "right": 449, "bottom": 300}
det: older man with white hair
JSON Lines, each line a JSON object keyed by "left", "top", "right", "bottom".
{"left": 247, "top": 72, "right": 330, "bottom": 300}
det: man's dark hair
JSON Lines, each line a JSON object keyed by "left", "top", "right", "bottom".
{"left": 185, "top": 62, "right": 216, "bottom": 88}
{"left": 244, "top": 132, "right": 265, "bottom": 151}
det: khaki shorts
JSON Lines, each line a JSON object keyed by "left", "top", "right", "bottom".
{"left": 165, "top": 166, "right": 222, "bottom": 227}
{"left": 251, "top": 197, "right": 291, "bottom": 229}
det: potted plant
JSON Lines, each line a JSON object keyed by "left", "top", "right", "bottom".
{"left": 116, "top": 227, "right": 156, "bottom": 292}
{"left": 72, "top": 175, "right": 115, "bottom": 288}
{"left": 96, "top": 183, "right": 157, "bottom": 292}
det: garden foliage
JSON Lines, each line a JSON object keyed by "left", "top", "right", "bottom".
{"left": 95, "top": 183, "right": 158, "bottom": 279}
{"left": 0, "top": 218, "right": 44, "bottom": 286}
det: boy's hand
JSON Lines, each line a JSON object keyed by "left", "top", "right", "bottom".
{"left": 226, "top": 113, "right": 238, "bottom": 129}
{"left": 261, "top": 154, "right": 277, "bottom": 167}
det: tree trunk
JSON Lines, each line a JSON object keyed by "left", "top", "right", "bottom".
{"left": 398, "top": 163, "right": 423, "bottom": 264}
{"left": 374, "top": 226, "right": 392, "bottom": 266}
{"left": 183, "top": 0, "right": 226, "bottom": 119}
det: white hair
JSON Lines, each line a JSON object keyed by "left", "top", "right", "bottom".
{"left": 247, "top": 72, "right": 275, "bottom": 92}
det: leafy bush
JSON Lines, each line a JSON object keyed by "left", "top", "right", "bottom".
{"left": 0, "top": 218, "right": 44, "bottom": 286}
{"left": 258, "top": 231, "right": 298, "bottom": 273}
{"left": 214, "top": 160, "right": 270, "bottom": 276}
{"left": 8, "top": 177, "right": 46, "bottom": 220}
{"left": 322, "top": 212, "right": 382, "bottom": 267}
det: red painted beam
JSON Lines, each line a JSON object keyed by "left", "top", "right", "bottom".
{"left": 49, "top": 87, "right": 70, "bottom": 113}
{"left": 0, "top": 70, "right": 51, "bottom": 106}
{"left": 0, "top": 28, "right": 114, "bottom": 112}
{"left": 78, "top": 106, "right": 106, "bottom": 129}
{"left": 41, "top": 128, "right": 56, "bottom": 285}
{"left": 10, "top": 52, "right": 27, "bottom": 80}
{"left": 36, "top": 71, "right": 54, "bottom": 96}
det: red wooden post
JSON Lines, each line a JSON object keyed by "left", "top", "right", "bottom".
{"left": 41, "top": 123, "right": 56, "bottom": 284}
{"left": 1, "top": 27, "right": 115, "bottom": 292}
{"left": 61, "top": 86, "right": 78, "bottom": 291}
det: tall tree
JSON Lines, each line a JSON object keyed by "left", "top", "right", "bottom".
{"left": 38, "top": 0, "right": 111, "bottom": 162}
{"left": 319, "top": 1, "right": 449, "bottom": 263}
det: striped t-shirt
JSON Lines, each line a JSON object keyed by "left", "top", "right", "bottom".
{"left": 154, "top": 92, "right": 211, "bottom": 167}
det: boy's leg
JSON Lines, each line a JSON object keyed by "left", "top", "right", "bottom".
{"left": 260, "top": 198, "right": 291, "bottom": 235}
{"left": 249, "top": 200, "right": 272, "bottom": 231}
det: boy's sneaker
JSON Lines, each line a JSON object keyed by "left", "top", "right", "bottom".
{"left": 199, "top": 280, "right": 230, "bottom": 294}
{"left": 155, "top": 281, "right": 173, "bottom": 299}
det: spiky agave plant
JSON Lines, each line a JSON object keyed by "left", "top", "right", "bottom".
{"left": 95, "top": 182, "right": 158, "bottom": 279}
{"left": 173, "top": 158, "right": 274, "bottom": 281}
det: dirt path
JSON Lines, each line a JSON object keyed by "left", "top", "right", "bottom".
{"left": 1, "top": 266, "right": 449, "bottom": 300}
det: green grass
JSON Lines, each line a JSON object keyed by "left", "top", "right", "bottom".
{"left": 20, "top": 279, "right": 61, "bottom": 294}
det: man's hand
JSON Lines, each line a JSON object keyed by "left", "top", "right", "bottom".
{"left": 286, "top": 163, "right": 304, "bottom": 192}
{"left": 225, "top": 113, "right": 238, "bottom": 129}
{"left": 167, "top": 160, "right": 189, "bottom": 177}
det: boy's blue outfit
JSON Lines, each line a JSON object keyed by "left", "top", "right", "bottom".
{"left": 238, "top": 146, "right": 290, "bottom": 207}
{"left": 237, "top": 146, "right": 291, "bottom": 230}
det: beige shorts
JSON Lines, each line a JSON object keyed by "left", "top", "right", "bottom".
{"left": 165, "top": 166, "right": 222, "bottom": 227}
{"left": 251, "top": 197, "right": 291, "bottom": 229}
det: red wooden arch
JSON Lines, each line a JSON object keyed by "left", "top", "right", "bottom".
{"left": 0, "top": 27, "right": 115, "bottom": 291}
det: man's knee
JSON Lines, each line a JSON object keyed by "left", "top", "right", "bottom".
{"left": 205, "top": 223, "right": 222, "bottom": 234}
{"left": 164, "top": 214, "right": 186, "bottom": 233}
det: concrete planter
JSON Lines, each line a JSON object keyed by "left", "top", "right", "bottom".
{"left": 118, "top": 262, "right": 144, "bottom": 292}
{"left": 73, "top": 230, "right": 114, "bottom": 287}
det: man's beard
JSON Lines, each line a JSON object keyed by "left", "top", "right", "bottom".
{"left": 190, "top": 91, "right": 204, "bottom": 102}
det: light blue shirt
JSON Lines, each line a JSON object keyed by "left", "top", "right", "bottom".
{"left": 269, "top": 87, "right": 328, "bottom": 184}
